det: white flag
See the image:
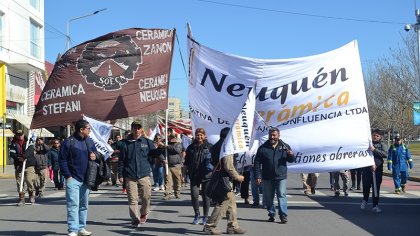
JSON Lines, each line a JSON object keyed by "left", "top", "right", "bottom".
{"left": 148, "top": 124, "right": 161, "bottom": 140}
{"left": 220, "top": 87, "right": 256, "bottom": 159}
{"left": 83, "top": 115, "right": 114, "bottom": 160}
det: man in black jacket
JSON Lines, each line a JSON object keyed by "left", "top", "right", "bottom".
{"left": 253, "top": 127, "right": 294, "bottom": 224}
{"left": 118, "top": 120, "right": 162, "bottom": 227}
{"left": 9, "top": 130, "right": 27, "bottom": 206}
{"left": 361, "top": 128, "right": 388, "bottom": 213}
{"left": 161, "top": 134, "right": 183, "bottom": 200}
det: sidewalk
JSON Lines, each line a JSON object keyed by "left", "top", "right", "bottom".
{"left": 0, "top": 164, "right": 14, "bottom": 179}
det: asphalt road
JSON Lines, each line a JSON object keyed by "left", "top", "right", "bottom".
{"left": 0, "top": 172, "right": 419, "bottom": 236}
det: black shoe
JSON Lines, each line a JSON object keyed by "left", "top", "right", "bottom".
{"left": 244, "top": 199, "right": 250, "bottom": 204}
{"left": 252, "top": 202, "right": 259, "bottom": 207}
{"left": 311, "top": 188, "right": 315, "bottom": 194}
{"left": 280, "top": 216, "right": 287, "bottom": 224}
{"left": 268, "top": 217, "right": 275, "bottom": 222}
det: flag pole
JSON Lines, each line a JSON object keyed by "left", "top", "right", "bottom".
{"left": 19, "top": 130, "right": 34, "bottom": 194}
{"left": 164, "top": 109, "right": 169, "bottom": 176}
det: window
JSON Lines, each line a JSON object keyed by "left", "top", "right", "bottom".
{"left": 0, "top": 12, "right": 3, "bottom": 51}
{"left": 30, "top": 20, "right": 41, "bottom": 58}
{"left": 30, "top": 0, "right": 40, "bottom": 11}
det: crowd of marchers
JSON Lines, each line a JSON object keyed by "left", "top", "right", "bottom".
{"left": 8, "top": 122, "right": 414, "bottom": 236}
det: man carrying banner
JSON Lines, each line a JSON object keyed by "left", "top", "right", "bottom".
{"left": 253, "top": 127, "right": 295, "bottom": 224}
{"left": 203, "top": 127, "right": 246, "bottom": 235}
{"left": 59, "top": 119, "right": 97, "bottom": 236}
{"left": 361, "top": 128, "right": 387, "bottom": 213}
{"left": 118, "top": 120, "right": 162, "bottom": 227}
{"left": 9, "top": 130, "right": 27, "bottom": 206}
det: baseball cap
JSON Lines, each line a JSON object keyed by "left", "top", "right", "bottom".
{"left": 131, "top": 120, "right": 142, "bottom": 128}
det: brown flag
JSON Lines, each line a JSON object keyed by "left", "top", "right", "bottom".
{"left": 31, "top": 28, "right": 175, "bottom": 129}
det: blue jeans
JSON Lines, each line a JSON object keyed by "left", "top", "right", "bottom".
{"left": 250, "top": 171, "right": 265, "bottom": 206}
{"left": 263, "top": 178, "right": 287, "bottom": 217}
{"left": 153, "top": 164, "right": 164, "bottom": 187}
{"left": 65, "top": 178, "right": 90, "bottom": 233}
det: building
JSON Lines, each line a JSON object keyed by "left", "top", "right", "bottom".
{"left": 168, "top": 97, "right": 181, "bottom": 120}
{"left": 0, "top": 0, "right": 53, "bottom": 167}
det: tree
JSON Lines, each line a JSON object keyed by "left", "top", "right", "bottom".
{"left": 365, "top": 32, "right": 420, "bottom": 143}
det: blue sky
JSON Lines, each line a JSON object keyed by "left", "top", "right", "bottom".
{"left": 45, "top": 0, "right": 416, "bottom": 110}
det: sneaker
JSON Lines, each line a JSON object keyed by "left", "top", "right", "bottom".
{"left": 122, "top": 188, "right": 127, "bottom": 194}
{"left": 311, "top": 188, "right": 316, "bottom": 194}
{"left": 349, "top": 186, "right": 355, "bottom": 191}
{"left": 77, "top": 228, "right": 92, "bottom": 236}
{"left": 303, "top": 190, "right": 309, "bottom": 196}
{"left": 344, "top": 191, "right": 349, "bottom": 197}
{"left": 131, "top": 218, "right": 140, "bottom": 228}
{"left": 402, "top": 186, "right": 406, "bottom": 193}
{"left": 280, "top": 216, "right": 288, "bottom": 224}
{"left": 244, "top": 198, "right": 250, "bottom": 204}
{"left": 153, "top": 187, "right": 160, "bottom": 191}
{"left": 201, "top": 216, "right": 208, "bottom": 225}
{"left": 68, "top": 232, "right": 78, "bottom": 236}
{"left": 360, "top": 200, "right": 367, "bottom": 210}
{"left": 160, "top": 185, "right": 165, "bottom": 191}
{"left": 203, "top": 226, "right": 222, "bottom": 235}
{"left": 334, "top": 191, "right": 340, "bottom": 197}
{"left": 268, "top": 217, "right": 276, "bottom": 222}
{"left": 226, "top": 227, "right": 246, "bottom": 234}
{"left": 193, "top": 215, "right": 200, "bottom": 225}
{"left": 252, "top": 202, "right": 259, "bottom": 207}
{"left": 140, "top": 214, "right": 148, "bottom": 224}
{"left": 372, "top": 206, "right": 382, "bottom": 213}
{"left": 395, "top": 190, "right": 401, "bottom": 195}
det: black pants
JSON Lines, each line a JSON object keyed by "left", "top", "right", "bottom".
{"left": 362, "top": 166, "right": 383, "bottom": 207}
{"left": 350, "top": 168, "right": 362, "bottom": 188}
{"left": 190, "top": 180, "right": 211, "bottom": 217}
{"left": 240, "top": 171, "right": 250, "bottom": 199}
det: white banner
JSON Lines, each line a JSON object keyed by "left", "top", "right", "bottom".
{"left": 83, "top": 115, "right": 114, "bottom": 160}
{"left": 220, "top": 87, "right": 256, "bottom": 159}
{"left": 188, "top": 37, "right": 374, "bottom": 173}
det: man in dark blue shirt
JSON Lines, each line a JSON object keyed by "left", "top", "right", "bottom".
{"left": 253, "top": 127, "right": 294, "bottom": 224}
{"left": 59, "top": 119, "right": 97, "bottom": 236}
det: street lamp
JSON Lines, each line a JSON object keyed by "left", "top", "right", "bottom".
{"left": 405, "top": 9, "right": 420, "bottom": 96}
{"left": 65, "top": 8, "right": 106, "bottom": 137}
{"left": 66, "top": 8, "right": 107, "bottom": 50}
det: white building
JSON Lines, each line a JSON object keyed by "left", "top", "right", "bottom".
{"left": 0, "top": 0, "right": 53, "bottom": 136}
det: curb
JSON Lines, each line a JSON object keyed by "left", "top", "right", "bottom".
{"left": 383, "top": 172, "right": 420, "bottom": 182}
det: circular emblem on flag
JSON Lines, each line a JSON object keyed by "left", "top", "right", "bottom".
{"left": 77, "top": 35, "right": 143, "bottom": 91}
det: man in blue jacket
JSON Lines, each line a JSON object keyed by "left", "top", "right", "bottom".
{"left": 387, "top": 135, "right": 414, "bottom": 194}
{"left": 253, "top": 127, "right": 295, "bottom": 224}
{"left": 118, "top": 120, "right": 162, "bottom": 227}
{"left": 59, "top": 119, "right": 97, "bottom": 236}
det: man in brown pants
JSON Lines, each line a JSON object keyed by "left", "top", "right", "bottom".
{"left": 118, "top": 121, "right": 162, "bottom": 227}
{"left": 161, "top": 134, "right": 183, "bottom": 200}
{"left": 203, "top": 127, "right": 246, "bottom": 235}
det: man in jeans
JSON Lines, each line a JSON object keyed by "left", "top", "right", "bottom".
{"left": 59, "top": 119, "right": 97, "bottom": 236}
{"left": 118, "top": 120, "right": 162, "bottom": 227}
{"left": 253, "top": 127, "right": 295, "bottom": 224}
